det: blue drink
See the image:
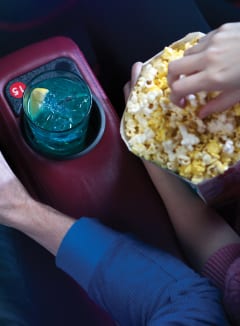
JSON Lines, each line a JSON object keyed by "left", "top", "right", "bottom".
{"left": 23, "top": 71, "right": 92, "bottom": 158}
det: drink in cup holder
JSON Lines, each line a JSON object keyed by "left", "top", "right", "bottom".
{"left": 22, "top": 70, "right": 92, "bottom": 158}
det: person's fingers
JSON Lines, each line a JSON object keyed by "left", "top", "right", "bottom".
{"left": 184, "top": 30, "right": 216, "bottom": 56}
{"left": 170, "top": 71, "right": 208, "bottom": 106}
{"left": 168, "top": 53, "right": 203, "bottom": 86}
{"left": 184, "top": 38, "right": 207, "bottom": 56}
{"left": 130, "top": 61, "right": 143, "bottom": 88}
{"left": 199, "top": 90, "right": 240, "bottom": 119}
{"left": 123, "top": 62, "right": 143, "bottom": 103}
{"left": 123, "top": 81, "right": 131, "bottom": 103}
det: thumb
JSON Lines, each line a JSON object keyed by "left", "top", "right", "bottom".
{"left": 123, "top": 62, "right": 143, "bottom": 103}
{"left": 130, "top": 61, "right": 143, "bottom": 89}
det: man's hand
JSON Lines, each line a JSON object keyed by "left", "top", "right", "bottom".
{"left": 0, "top": 152, "right": 32, "bottom": 228}
{"left": 0, "top": 151, "right": 74, "bottom": 255}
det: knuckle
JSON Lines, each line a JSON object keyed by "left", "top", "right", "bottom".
{"left": 167, "top": 61, "right": 175, "bottom": 75}
{"left": 205, "top": 46, "right": 221, "bottom": 64}
{"left": 218, "top": 22, "right": 232, "bottom": 32}
{"left": 205, "top": 70, "right": 224, "bottom": 87}
{"left": 211, "top": 32, "right": 225, "bottom": 45}
{"left": 212, "top": 25, "right": 229, "bottom": 44}
{"left": 171, "top": 80, "right": 182, "bottom": 95}
{"left": 171, "top": 81, "right": 178, "bottom": 93}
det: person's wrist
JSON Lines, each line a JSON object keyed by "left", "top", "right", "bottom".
{"left": 4, "top": 194, "right": 37, "bottom": 231}
{"left": 143, "top": 160, "right": 178, "bottom": 184}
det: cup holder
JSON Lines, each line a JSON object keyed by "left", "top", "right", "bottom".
{"left": 22, "top": 95, "right": 106, "bottom": 160}
{"left": 75, "top": 96, "right": 106, "bottom": 158}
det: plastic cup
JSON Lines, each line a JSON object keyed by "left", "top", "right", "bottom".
{"left": 22, "top": 70, "right": 92, "bottom": 158}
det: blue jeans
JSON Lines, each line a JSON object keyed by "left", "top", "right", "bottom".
{"left": 0, "top": 225, "right": 35, "bottom": 325}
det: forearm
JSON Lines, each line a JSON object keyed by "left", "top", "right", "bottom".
{"left": 143, "top": 160, "right": 240, "bottom": 270}
{"left": 8, "top": 197, "right": 74, "bottom": 256}
{"left": 0, "top": 152, "right": 74, "bottom": 256}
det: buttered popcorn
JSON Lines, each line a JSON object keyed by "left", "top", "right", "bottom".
{"left": 121, "top": 33, "right": 240, "bottom": 184}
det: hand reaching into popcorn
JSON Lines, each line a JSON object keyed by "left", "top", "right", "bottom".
{"left": 168, "top": 22, "right": 240, "bottom": 118}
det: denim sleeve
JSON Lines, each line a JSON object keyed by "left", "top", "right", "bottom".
{"left": 56, "top": 218, "right": 228, "bottom": 326}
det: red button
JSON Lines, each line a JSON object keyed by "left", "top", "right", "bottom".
{"left": 9, "top": 82, "right": 26, "bottom": 99}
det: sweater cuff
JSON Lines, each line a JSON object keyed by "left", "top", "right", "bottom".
{"left": 56, "top": 217, "right": 119, "bottom": 292}
{"left": 202, "top": 243, "right": 240, "bottom": 290}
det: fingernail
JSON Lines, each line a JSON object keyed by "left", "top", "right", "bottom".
{"left": 179, "top": 98, "right": 185, "bottom": 108}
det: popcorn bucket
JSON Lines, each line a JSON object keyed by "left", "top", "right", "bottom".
{"left": 120, "top": 32, "right": 240, "bottom": 208}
